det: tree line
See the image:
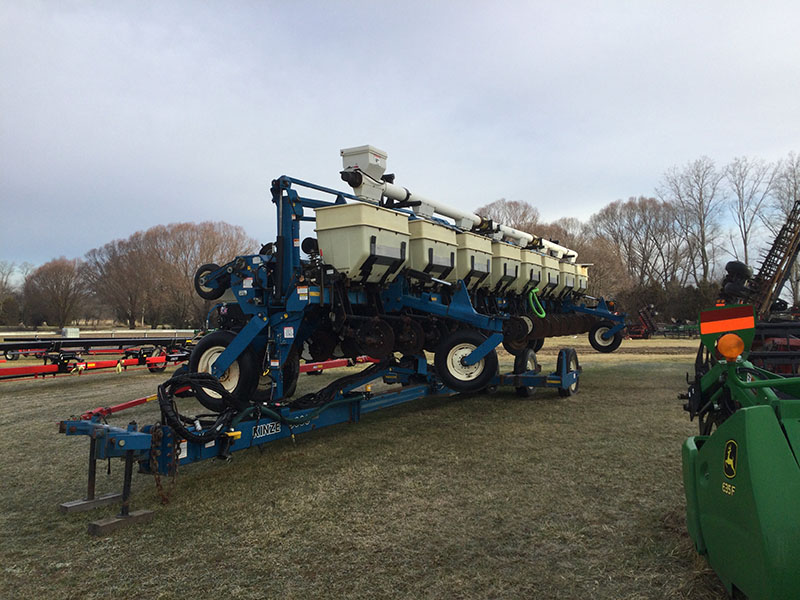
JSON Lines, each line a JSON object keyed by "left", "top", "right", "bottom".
{"left": 477, "top": 153, "right": 800, "bottom": 321}
{"left": 0, "top": 222, "right": 257, "bottom": 329}
{"left": 2, "top": 152, "right": 797, "bottom": 330}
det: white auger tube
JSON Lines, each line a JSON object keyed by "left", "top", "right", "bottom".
{"left": 340, "top": 144, "right": 576, "bottom": 260}
{"left": 381, "top": 181, "right": 480, "bottom": 227}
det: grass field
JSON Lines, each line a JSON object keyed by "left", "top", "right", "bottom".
{"left": 0, "top": 336, "right": 728, "bottom": 599}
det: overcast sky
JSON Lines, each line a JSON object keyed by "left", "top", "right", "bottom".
{"left": 2, "top": 1, "right": 799, "bottom": 267}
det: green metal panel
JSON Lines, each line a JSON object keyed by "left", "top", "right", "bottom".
{"left": 683, "top": 406, "right": 800, "bottom": 599}
{"left": 681, "top": 435, "right": 707, "bottom": 555}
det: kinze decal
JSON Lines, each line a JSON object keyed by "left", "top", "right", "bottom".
{"left": 253, "top": 422, "right": 281, "bottom": 439}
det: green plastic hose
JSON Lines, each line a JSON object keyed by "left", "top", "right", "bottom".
{"left": 528, "top": 287, "right": 547, "bottom": 318}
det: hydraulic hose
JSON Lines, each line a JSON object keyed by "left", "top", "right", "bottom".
{"left": 157, "top": 373, "right": 238, "bottom": 444}
{"left": 232, "top": 360, "right": 390, "bottom": 427}
{"left": 231, "top": 395, "right": 357, "bottom": 428}
{"left": 528, "top": 288, "right": 547, "bottom": 318}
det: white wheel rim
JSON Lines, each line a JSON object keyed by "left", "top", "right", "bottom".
{"left": 198, "top": 271, "right": 214, "bottom": 293}
{"left": 568, "top": 357, "right": 578, "bottom": 392}
{"left": 594, "top": 327, "right": 613, "bottom": 346}
{"left": 197, "top": 345, "right": 240, "bottom": 398}
{"left": 446, "top": 342, "right": 484, "bottom": 382}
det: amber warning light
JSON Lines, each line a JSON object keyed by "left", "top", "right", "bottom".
{"left": 717, "top": 333, "right": 745, "bottom": 361}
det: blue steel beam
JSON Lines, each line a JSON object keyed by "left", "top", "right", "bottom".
{"left": 62, "top": 352, "right": 579, "bottom": 476}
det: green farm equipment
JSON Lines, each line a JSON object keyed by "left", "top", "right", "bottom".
{"left": 682, "top": 303, "right": 800, "bottom": 598}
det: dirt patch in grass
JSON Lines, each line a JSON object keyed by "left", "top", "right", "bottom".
{"left": 0, "top": 338, "right": 725, "bottom": 599}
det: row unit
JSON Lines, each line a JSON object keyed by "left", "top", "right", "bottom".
{"left": 314, "top": 202, "right": 588, "bottom": 298}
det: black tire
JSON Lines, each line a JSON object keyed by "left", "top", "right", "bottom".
{"left": 3, "top": 350, "right": 19, "bottom": 361}
{"left": 194, "top": 263, "right": 227, "bottom": 300}
{"left": 725, "top": 260, "right": 751, "bottom": 279}
{"left": 188, "top": 330, "right": 259, "bottom": 412}
{"left": 531, "top": 338, "right": 544, "bottom": 352}
{"left": 514, "top": 348, "right": 540, "bottom": 397}
{"left": 557, "top": 348, "right": 580, "bottom": 397}
{"left": 282, "top": 349, "right": 300, "bottom": 398}
{"left": 147, "top": 346, "right": 168, "bottom": 373}
{"left": 434, "top": 329, "right": 498, "bottom": 393}
{"left": 502, "top": 336, "right": 527, "bottom": 356}
{"left": 588, "top": 321, "right": 623, "bottom": 353}
{"left": 423, "top": 320, "right": 449, "bottom": 353}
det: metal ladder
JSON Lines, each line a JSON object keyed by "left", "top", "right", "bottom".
{"left": 749, "top": 198, "right": 800, "bottom": 320}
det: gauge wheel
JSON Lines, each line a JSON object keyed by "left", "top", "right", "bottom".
{"left": 194, "top": 263, "right": 228, "bottom": 300}
{"left": 434, "top": 329, "right": 498, "bottom": 393}
{"left": 557, "top": 348, "right": 580, "bottom": 397}
{"left": 513, "top": 348, "right": 540, "bottom": 397}
{"left": 502, "top": 336, "right": 527, "bottom": 356}
{"left": 147, "top": 346, "right": 168, "bottom": 373}
{"left": 188, "top": 330, "right": 258, "bottom": 412}
{"left": 588, "top": 321, "right": 623, "bottom": 353}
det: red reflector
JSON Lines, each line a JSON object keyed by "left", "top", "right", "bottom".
{"left": 700, "top": 305, "right": 753, "bottom": 323}
{"left": 700, "top": 317, "right": 755, "bottom": 335}
{"left": 699, "top": 305, "right": 755, "bottom": 335}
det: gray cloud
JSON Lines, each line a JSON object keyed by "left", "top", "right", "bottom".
{"left": 2, "top": 1, "right": 799, "bottom": 266}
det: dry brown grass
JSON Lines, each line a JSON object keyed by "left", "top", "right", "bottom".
{"left": 0, "top": 336, "right": 725, "bottom": 599}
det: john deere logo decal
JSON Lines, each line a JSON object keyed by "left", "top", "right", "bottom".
{"left": 723, "top": 440, "right": 738, "bottom": 479}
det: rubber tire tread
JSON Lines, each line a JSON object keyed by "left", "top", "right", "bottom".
{"left": 147, "top": 346, "right": 168, "bottom": 373}
{"left": 282, "top": 349, "right": 300, "bottom": 398}
{"left": 588, "top": 321, "right": 623, "bottom": 353}
{"left": 194, "top": 263, "right": 227, "bottom": 300}
{"left": 188, "top": 330, "right": 259, "bottom": 412}
{"left": 557, "top": 347, "right": 580, "bottom": 397}
{"left": 513, "top": 348, "right": 539, "bottom": 397}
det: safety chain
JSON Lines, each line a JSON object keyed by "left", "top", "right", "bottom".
{"left": 149, "top": 423, "right": 178, "bottom": 504}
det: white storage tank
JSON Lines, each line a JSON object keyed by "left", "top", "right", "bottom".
{"left": 576, "top": 264, "right": 589, "bottom": 295}
{"left": 315, "top": 202, "right": 410, "bottom": 284}
{"left": 489, "top": 241, "right": 521, "bottom": 293}
{"left": 451, "top": 231, "right": 492, "bottom": 289}
{"left": 557, "top": 260, "right": 577, "bottom": 298}
{"left": 539, "top": 253, "right": 561, "bottom": 298}
{"left": 515, "top": 249, "right": 543, "bottom": 294}
{"left": 408, "top": 219, "right": 457, "bottom": 279}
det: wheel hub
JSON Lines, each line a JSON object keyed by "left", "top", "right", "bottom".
{"left": 198, "top": 345, "right": 240, "bottom": 398}
{"left": 594, "top": 327, "right": 612, "bottom": 345}
{"left": 447, "top": 343, "right": 484, "bottom": 381}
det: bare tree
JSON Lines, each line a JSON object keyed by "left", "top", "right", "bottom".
{"left": 144, "top": 222, "right": 257, "bottom": 327}
{"left": 83, "top": 234, "right": 152, "bottom": 329}
{"left": 0, "top": 261, "right": 36, "bottom": 326}
{"left": 0, "top": 261, "right": 20, "bottom": 325}
{"left": 576, "top": 234, "right": 632, "bottom": 298}
{"left": 17, "top": 262, "right": 35, "bottom": 280}
{"left": 534, "top": 217, "right": 585, "bottom": 249}
{"left": 84, "top": 222, "right": 257, "bottom": 329}
{"left": 589, "top": 197, "right": 687, "bottom": 288}
{"left": 23, "top": 258, "right": 87, "bottom": 328}
{"left": 475, "top": 198, "right": 540, "bottom": 234}
{"left": 764, "top": 152, "right": 800, "bottom": 304}
{"left": 725, "top": 156, "right": 779, "bottom": 265}
{"left": 0, "top": 261, "right": 15, "bottom": 301}
{"left": 658, "top": 157, "right": 726, "bottom": 286}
